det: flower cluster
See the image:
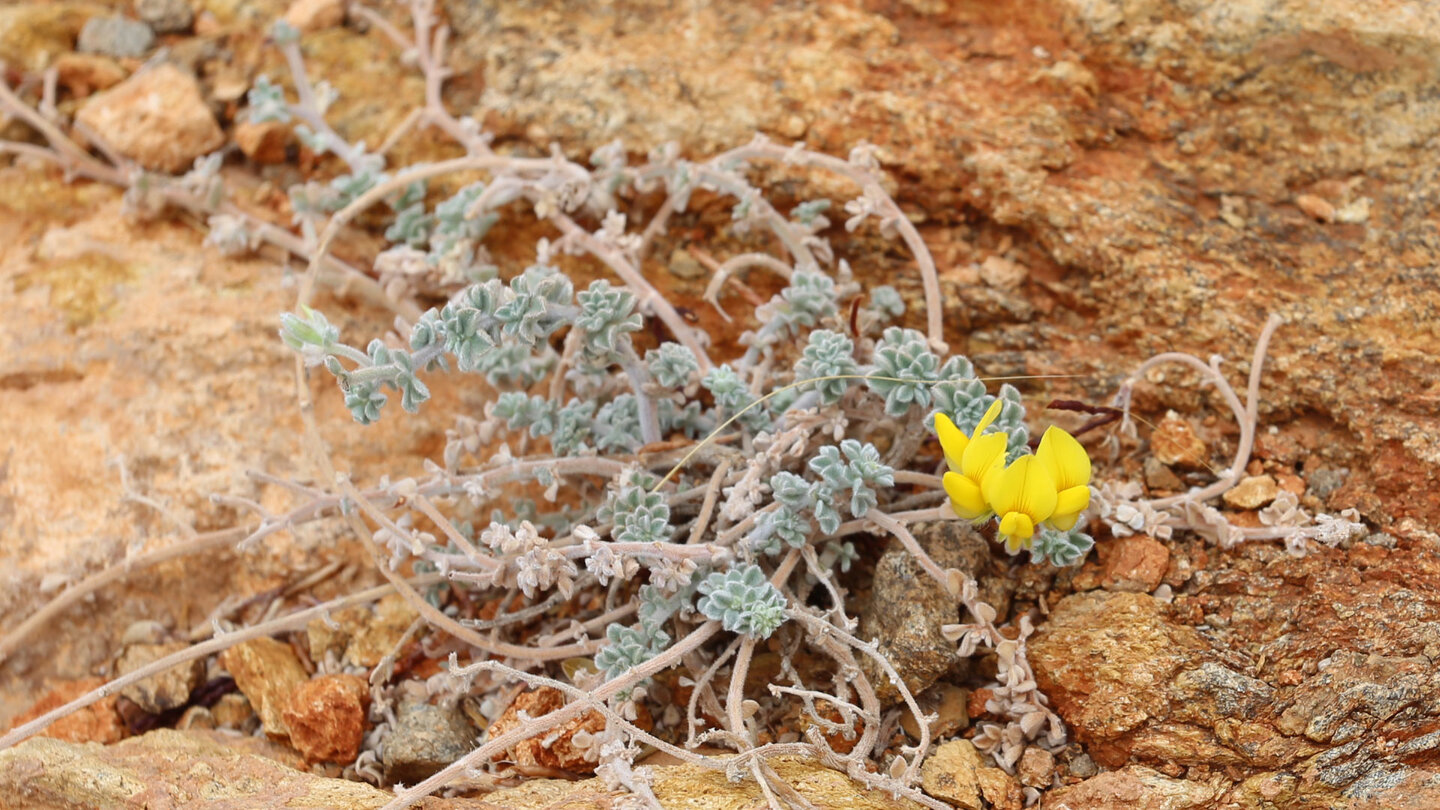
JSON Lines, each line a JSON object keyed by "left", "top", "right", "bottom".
{"left": 935, "top": 400, "right": 1094, "bottom": 556}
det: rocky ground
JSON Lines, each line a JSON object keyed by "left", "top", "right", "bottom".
{"left": 2, "top": 0, "right": 1438, "bottom": 808}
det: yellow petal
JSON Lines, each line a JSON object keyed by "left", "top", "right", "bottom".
{"left": 999, "top": 511, "right": 1036, "bottom": 551}
{"left": 1055, "top": 484, "right": 1091, "bottom": 517}
{"left": 943, "top": 471, "right": 990, "bottom": 519}
{"left": 973, "top": 398, "right": 1004, "bottom": 436}
{"left": 962, "top": 432, "right": 1010, "bottom": 484}
{"left": 983, "top": 456, "right": 1057, "bottom": 523}
{"left": 934, "top": 413, "right": 968, "bottom": 474}
{"left": 1046, "top": 512, "right": 1080, "bottom": 531}
{"left": 1036, "top": 426, "right": 1092, "bottom": 492}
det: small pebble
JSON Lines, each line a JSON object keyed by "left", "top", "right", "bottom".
{"left": 1364, "top": 532, "right": 1397, "bottom": 549}
{"left": 235, "top": 119, "right": 292, "bottom": 165}
{"left": 901, "top": 683, "right": 970, "bottom": 740}
{"left": 135, "top": 0, "right": 194, "bottom": 33}
{"left": 210, "top": 692, "right": 256, "bottom": 731}
{"left": 1152, "top": 413, "right": 1207, "bottom": 469}
{"left": 1018, "top": 747, "right": 1055, "bottom": 788}
{"left": 1295, "top": 193, "right": 1335, "bottom": 223}
{"left": 1068, "top": 752, "right": 1099, "bottom": 779}
{"left": 382, "top": 699, "right": 477, "bottom": 784}
{"left": 979, "top": 255, "right": 1027, "bottom": 290}
{"left": 1335, "top": 197, "right": 1371, "bottom": 223}
{"left": 283, "top": 674, "right": 369, "bottom": 764}
{"left": 1275, "top": 471, "right": 1306, "bottom": 496}
{"left": 284, "top": 0, "right": 346, "bottom": 33}
{"left": 115, "top": 641, "right": 204, "bottom": 715}
{"left": 74, "top": 64, "right": 225, "bottom": 174}
{"left": 1305, "top": 467, "right": 1348, "bottom": 500}
{"left": 778, "top": 114, "right": 807, "bottom": 139}
{"left": 1223, "top": 474, "right": 1279, "bottom": 510}
{"left": 77, "top": 16, "right": 155, "bottom": 59}
{"left": 1143, "top": 456, "right": 1183, "bottom": 492}
{"left": 1099, "top": 535, "right": 1170, "bottom": 594}
{"left": 968, "top": 686, "right": 994, "bottom": 720}
{"left": 53, "top": 53, "right": 127, "bottom": 98}
{"left": 857, "top": 523, "right": 983, "bottom": 705}
{"left": 176, "top": 705, "right": 216, "bottom": 731}
{"left": 667, "top": 247, "right": 705, "bottom": 280}
{"left": 921, "top": 739, "right": 986, "bottom": 810}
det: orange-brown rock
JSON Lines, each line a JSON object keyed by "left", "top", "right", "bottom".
{"left": 115, "top": 641, "right": 204, "bottom": 715}
{"left": 0, "top": 733, "right": 920, "bottom": 810}
{"left": 1097, "top": 535, "right": 1171, "bottom": 594}
{"left": 283, "top": 0, "right": 345, "bottom": 33}
{"left": 52, "top": 52, "right": 126, "bottom": 97}
{"left": 920, "top": 739, "right": 986, "bottom": 810}
{"left": 209, "top": 692, "right": 256, "bottom": 732}
{"left": 1222, "top": 475, "right": 1280, "bottom": 510}
{"left": 1017, "top": 746, "right": 1053, "bottom": 788}
{"left": 282, "top": 673, "right": 369, "bottom": 764}
{"left": 1030, "top": 592, "right": 1209, "bottom": 763}
{"left": 234, "top": 119, "right": 291, "bottom": 165}
{"left": 74, "top": 63, "right": 224, "bottom": 173}
{"left": 1294, "top": 193, "right": 1336, "bottom": 223}
{"left": 967, "top": 687, "right": 994, "bottom": 722}
{"left": 1150, "top": 414, "right": 1208, "bottom": 470}
{"left": 10, "top": 677, "right": 124, "bottom": 744}
{"left": 0, "top": 3, "right": 105, "bottom": 72}
{"left": 219, "top": 638, "right": 308, "bottom": 739}
{"left": 487, "top": 686, "right": 651, "bottom": 774}
{"left": 1045, "top": 766, "right": 1217, "bottom": 809}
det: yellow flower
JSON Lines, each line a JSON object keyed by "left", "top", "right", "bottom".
{"left": 1034, "top": 425, "right": 1092, "bottom": 531}
{"left": 934, "top": 400, "right": 1003, "bottom": 473}
{"left": 937, "top": 401, "right": 1009, "bottom": 520}
{"left": 982, "top": 455, "right": 1058, "bottom": 553}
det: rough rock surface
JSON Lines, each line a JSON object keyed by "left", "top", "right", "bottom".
{"left": 382, "top": 699, "right": 477, "bottom": 785}
{"left": 858, "top": 521, "right": 1012, "bottom": 705}
{"left": 492, "top": 755, "right": 926, "bottom": 810}
{"left": 484, "top": 686, "right": 655, "bottom": 775}
{"left": 306, "top": 592, "right": 420, "bottom": 668}
{"left": 0, "top": 729, "right": 480, "bottom": 810}
{"left": 1072, "top": 534, "right": 1171, "bottom": 594}
{"left": 114, "top": 640, "right": 204, "bottom": 715}
{"left": 0, "top": 731, "right": 920, "bottom": 809}
{"left": 283, "top": 0, "right": 344, "bottom": 33}
{"left": 0, "top": 3, "right": 106, "bottom": 72}
{"left": 281, "top": 673, "right": 368, "bottom": 764}
{"left": 76, "top": 15, "right": 154, "bottom": 58}
{"left": 8, "top": 677, "right": 124, "bottom": 745}
{"left": 135, "top": 0, "right": 194, "bottom": 33}
{"left": 922, "top": 739, "right": 1000, "bottom": 810}
{"left": 0, "top": 162, "right": 467, "bottom": 728}
{"left": 1043, "top": 765, "right": 1218, "bottom": 809}
{"left": 1033, "top": 540, "right": 1440, "bottom": 805}
{"left": 218, "top": 638, "right": 308, "bottom": 739}
{"left": 74, "top": 63, "right": 223, "bottom": 173}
